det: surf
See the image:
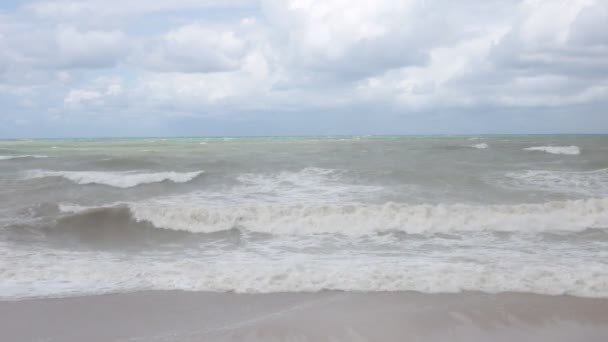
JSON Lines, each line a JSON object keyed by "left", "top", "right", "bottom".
{"left": 57, "top": 197, "right": 608, "bottom": 236}
{"left": 0, "top": 155, "right": 48, "bottom": 160}
{"left": 523, "top": 146, "right": 581, "bottom": 155}
{"left": 23, "top": 170, "right": 204, "bottom": 188}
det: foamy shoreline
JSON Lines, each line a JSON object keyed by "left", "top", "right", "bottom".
{"left": 2, "top": 291, "right": 608, "bottom": 341}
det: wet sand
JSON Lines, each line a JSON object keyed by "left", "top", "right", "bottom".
{"left": 1, "top": 291, "right": 608, "bottom": 341}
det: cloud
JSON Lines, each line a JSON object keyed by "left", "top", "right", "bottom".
{"left": 25, "top": 0, "right": 256, "bottom": 18}
{"left": 353, "top": 0, "right": 608, "bottom": 111}
{"left": 63, "top": 78, "right": 123, "bottom": 108}
{"left": 0, "top": 22, "right": 129, "bottom": 71}
{"left": 456, "top": 0, "right": 608, "bottom": 107}
{"left": 134, "top": 50, "right": 272, "bottom": 110}
{"left": 0, "top": 0, "right": 607, "bottom": 136}
{"left": 63, "top": 89, "right": 103, "bottom": 107}
{"left": 262, "top": 0, "right": 450, "bottom": 80}
{"left": 489, "top": 0, "right": 608, "bottom": 76}
{"left": 139, "top": 23, "right": 247, "bottom": 73}
{"left": 55, "top": 26, "right": 129, "bottom": 69}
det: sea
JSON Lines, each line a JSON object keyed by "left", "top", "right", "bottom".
{"left": 1, "top": 135, "right": 607, "bottom": 299}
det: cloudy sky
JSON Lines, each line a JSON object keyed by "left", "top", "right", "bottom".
{"left": 0, "top": 0, "right": 607, "bottom": 137}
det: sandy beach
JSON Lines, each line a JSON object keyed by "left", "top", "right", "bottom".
{"left": 2, "top": 291, "right": 608, "bottom": 341}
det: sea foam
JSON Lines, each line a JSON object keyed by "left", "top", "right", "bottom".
{"left": 524, "top": 146, "right": 580, "bottom": 155}
{"left": 0, "top": 155, "right": 48, "bottom": 160}
{"left": 58, "top": 197, "right": 608, "bottom": 236}
{"left": 24, "top": 170, "right": 204, "bottom": 188}
{"left": 132, "top": 198, "right": 608, "bottom": 235}
{"left": 470, "top": 143, "right": 489, "bottom": 149}
{"left": 2, "top": 235, "right": 608, "bottom": 299}
{"left": 502, "top": 169, "right": 608, "bottom": 197}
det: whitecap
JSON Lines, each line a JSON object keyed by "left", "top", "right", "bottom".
{"left": 234, "top": 167, "right": 384, "bottom": 203}
{"left": 24, "top": 170, "right": 204, "bottom": 188}
{"left": 122, "top": 197, "right": 608, "bottom": 235}
{"left": 500, "top": 169, "right": 608, "bottom": 197}
{"left": 524, "top": 146, "right": 580, "bottom": 155}
{"left": 0, "top": 155, "right": 48, "bottom": 160}
{"left": 470, "top": 143, "right": 489, "bottom": 149}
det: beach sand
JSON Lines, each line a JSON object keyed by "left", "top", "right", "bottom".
{"left": 2, "top": 291, "right": 608, "bottom": 341}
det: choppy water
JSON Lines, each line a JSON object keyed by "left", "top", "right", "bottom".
{"left": 1, "top": 135, "right": 608, "bottom": 299}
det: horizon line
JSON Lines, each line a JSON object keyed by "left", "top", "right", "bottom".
{"left": 2, "top": 133, "right": 608, "bottom": 140}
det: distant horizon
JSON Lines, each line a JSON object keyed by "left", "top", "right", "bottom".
{"left": 2, "top": 133, "right": 608, "bottom": 141}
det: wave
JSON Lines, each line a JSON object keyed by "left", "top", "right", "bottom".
{"left": 3, "top": 255, "right": 608, "bottom": 299}
{"left": 3, "top": 222, "right": 608, "bottom": 298}
{"left": 42, "top": 206, "right": 196, "bottom": 248}
{"left": 501, "top": 169, "right": 608, "bottom": 197}
{"left": 58, "top": 198, "right": 608, "bottom": 236}
{"left": 469, "top": 143, "right": 489, "bottom": 149}
{"left": 0, "top": 155, "right": 48, "bottom": 160}
{"left": 234, "top": 167, "right": 384, "bottom": 203}
{"left": 523, "top": 146, "right": 580, "bottom": 155}
{"left": 9, "top": 196, "right": 608, "bottom": 299}
{"left": 24, "top": 169, "right": 204, "bottom": 188}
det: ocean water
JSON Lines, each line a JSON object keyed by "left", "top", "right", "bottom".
{"left": 1, "top": 135, "right": 607, "bottom": 299}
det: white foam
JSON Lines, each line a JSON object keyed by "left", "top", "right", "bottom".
{"left": 502, "top": 169, "right": 608, "bottom": 197}
{"left": 24, "top": 170, "right": 204, "bottom": 188}
{"left": 234, "top": 167, "right": 384, "bottom": 203}
{"left": 55, "top": 167, "right": 608, "bottom": 235}
{"left": 524, "top": 146, "right": 580, "bottom": 155}
{"left": 2, "top": 239, "right": 607, "bottom": 299}
{"left": 58, "top": 203, "right": 95, "bottom": 213}
{"left": 470, "top": 143, "right": 489, "bottom": 149}
{"left": 0, "top": 155, "right": 47, "bottom": 160}
{"left": 125, "top": 197, "right": 608, "bottom": 235}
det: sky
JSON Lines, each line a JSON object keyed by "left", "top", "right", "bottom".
{"left": 0, "top": 0, "right": 607, "bottom": 137}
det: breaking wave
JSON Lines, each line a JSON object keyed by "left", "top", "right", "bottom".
{"left": 0, "top": 155, "right": 47, "bottom": 160}
{"left": 501, "top": 169, "right": 608, "bottom": 197}
{"left": 470, "top": 143, "right": 489, "bottom": 149}
{"left": 58, "top": 197, "right": 608, "bottom": 236}
{"left": 524, "top": 146, "right": 580, "bottom": 155}
{"left": 24, "top": 170, "right": 204, "bottom": 188}
{"left": 3, "top": 252, "right": 607, "bottom": 299}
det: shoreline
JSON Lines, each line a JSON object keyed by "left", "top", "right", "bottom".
{"left": 2, "top": 291, "right": 608, "bottom": 341}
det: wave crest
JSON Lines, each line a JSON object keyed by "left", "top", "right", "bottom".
{"left": 60, "top": 198, "right": 608, "bottom": 236}
{"left": 524, "top": 146, "right": 580, "bottom": 155}
{"left": 501, "top": 169, "right": 608, "bottom": 197}
{"left": 470, "top": 143, "right": 489, "bottom": 149}
{"left": 0, "top": 155, "right": 48, "bottom": 160}
{"left": 24, "top": 170, "right": 204, "bottom": 188}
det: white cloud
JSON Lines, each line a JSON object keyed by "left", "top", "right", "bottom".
{"left": 352, "top": 0, "right": 608, "bottom": 110}
{"left": 262, "top": 0, "right": 448, "bottom": 79}
{"left": 1, "top": 0, "right": 607, "bottom": 134}
{"left": 63, "top": 89, "right": 102, "bottom": 107}
{"left": 0, "top": 21, "right": 129, "bottom": 71}
{"left": 135, "top": 50, "right": 273, "bottom": 110}
{"left": 55, "top": 26, "right": 129, "bottom": 68}
{"left": 140, "top": 23, "right": 247, "bottom": 73}
{"left": 25, "top": 0, "right": 255, "bottom": 18}
{"left": 63, "top": 79, "right": 124, "bottom": 108}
